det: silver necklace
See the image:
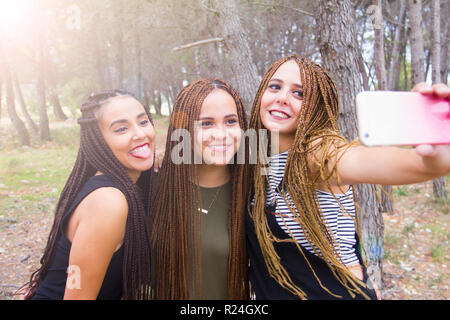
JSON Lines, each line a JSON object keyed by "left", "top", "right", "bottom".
{"left": 198, "top": 185, "right": 223, "bottom": 214}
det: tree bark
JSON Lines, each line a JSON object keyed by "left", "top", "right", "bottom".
{"left": 212, "top": 0, "right": 260, "bottom": 112}
{"left": 408, "top": 0, "right": 426, "bottom": 85}
{"left": 441, "top": 1, "right": 450, "bottom": 85}
{"left": 373, "top": 1, "right": 387, "bottom": 90}
{"left": 315, "top": 0, "right": 384, "bottom": 290}
{"left": 439, "top": 1, "right": 449, "bottom": 84}
{"left": 430, "top": 0, "right": 441, "bottom": 104}
{"left": 430, "top": 0, "right": 447, "bottom": 200}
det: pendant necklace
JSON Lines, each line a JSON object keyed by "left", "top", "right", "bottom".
{"left": 198, "top": 185, "right": 223, "bottom": 214}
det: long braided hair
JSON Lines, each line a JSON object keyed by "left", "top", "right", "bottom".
{"left": 24, "top": 90, "right": 154, "bottom": 299}
{"left": 249, "top": 55, "right": 369, "bottom": 299}
{"left": 151, "top": 79, "right": 250, "bottom": 299}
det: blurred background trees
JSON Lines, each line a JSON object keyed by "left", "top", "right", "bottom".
{"left": 1, "top": 0, "right": 447, "bottom": 136}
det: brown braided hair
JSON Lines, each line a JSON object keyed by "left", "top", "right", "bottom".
{"left": 249, "top": 55, "right": 369, "bottom": 299}
{"left": 23, "top": 90, "right": 154, "bottom": 299}
{"left": 151, "top": 79, "right": 250, "bottom": 299}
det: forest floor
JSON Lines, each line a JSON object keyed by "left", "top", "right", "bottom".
{"left": 0, "top": 117, "right": 448, "bottom": 300}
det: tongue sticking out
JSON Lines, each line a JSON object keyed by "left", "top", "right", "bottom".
{"left": 129, "top": 144, "right": 151, "bottom": 159}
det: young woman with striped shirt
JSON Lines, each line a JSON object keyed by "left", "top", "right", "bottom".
{"left": 246, "top": 55, "right": 450, "bottom": 300}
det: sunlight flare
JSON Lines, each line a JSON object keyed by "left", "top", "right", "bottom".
{"left": 0, "top": 0, "right": 34, "bottom": 33}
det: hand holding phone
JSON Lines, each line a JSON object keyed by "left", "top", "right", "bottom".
{"left": 356, "top": 90, "right": 450, "bottom": 147}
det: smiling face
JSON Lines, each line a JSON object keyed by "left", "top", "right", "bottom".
{"left": 98, "top": 96, "right": 155, "bottom": 182}
{"left": 194, "top": 89, "right": 242, "bottom": 166}
{"left": 260, "top": 59, "right": 303, "bottom": 152}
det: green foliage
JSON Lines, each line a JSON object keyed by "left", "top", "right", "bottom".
{"left": 430, "top": 244, "right": 446, "bottom": 263}
{"left": 393, "top": 186, "right": 409, "bottom": 197}
{"left": 402, "top": 223, "right": 415, "bottom": 236}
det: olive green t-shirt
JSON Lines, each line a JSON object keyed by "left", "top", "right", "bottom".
{"left": 191, "top": 181, "right": 231, "bottom": 299}
{"left": 151, "top": 173, "right": 231, "bottom": 299}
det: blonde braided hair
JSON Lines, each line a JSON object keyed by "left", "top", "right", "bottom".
{"left": 249, "top": 55, "right": 369, "bottom": 299}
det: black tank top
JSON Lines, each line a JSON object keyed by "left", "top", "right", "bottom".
{"left": 32, "top": 175, "right": 124, "bottom": 300}
{"left": 246, "top": 203, "right": 377, "bottom": 300}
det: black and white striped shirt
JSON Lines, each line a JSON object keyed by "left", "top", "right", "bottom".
{"left": 254, "top": 150, "right": 359, "bottom": 266}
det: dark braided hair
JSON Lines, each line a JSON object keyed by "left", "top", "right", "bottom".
{"left": 151, "top": 79, "right": 250, "bottom": 299}
{"left": 24, "top": 89, "right": 154, "bottom": 299}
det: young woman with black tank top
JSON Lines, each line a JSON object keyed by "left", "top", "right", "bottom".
{"left": 21, "top": 90, "right": 156, "bottom": 299}
{"left": 246, "top": 55, "right": 450, "bottom": 300}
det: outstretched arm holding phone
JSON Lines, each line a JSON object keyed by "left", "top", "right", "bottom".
{"left": 316, "top": 83, "right": 450, "bottom": 190}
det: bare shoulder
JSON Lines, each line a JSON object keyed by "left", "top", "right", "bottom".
{"left": 76, "top": 187, "right": 128, "bottom": 224}
{"left": 66, "top": 186, "right": 128, "bottom": 243}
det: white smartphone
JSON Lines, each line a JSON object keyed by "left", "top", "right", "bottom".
{"left": 356, "top": 91, "right": 450, "bottom": 146}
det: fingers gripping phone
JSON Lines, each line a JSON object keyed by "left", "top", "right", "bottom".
{"left": 356, "top": 91, "right": 450, "bottom": 146}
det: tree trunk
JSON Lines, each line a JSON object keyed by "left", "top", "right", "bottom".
{"left": 315, "top": 0, "right": 384, "bottom": 291}
{"left": 164, "top": 88, "right": 174, "bottom": 116}
{"left": 36, "top": 17, "right": 51, "bottom": 141}
{"left": 212, "top": 0, "right": 260, "bottom": 112}
{"left": 13, "top": 73, "right": 39, "bottom": 135}
{"left": 48, "top": 87, "right": 67, "bottom": 121}
{"left": 387, "top": 0, "right": 407, "bottom": 90}
{"left": 408, "top": 0, "right": 425, "bottom": 85}
{"left": 430, "top": 0, "right": 447, "bottom": 200}
{"left": 115, "top": 0, "right": 124, "bottom": 89}
{"left": 135, "top": 32, "right": 143, "bottom": 100}
{"left": 424, "top": 48, "right": 432, "bottom": 82}
{"left": 394, "top": 8, "right": 408, "bottom": 91}
{"left": 91, "top": 15, "right": 107, "bottom": 91}
{"left": 154, "top": 91, "right": 162, "bottom": 116}
{"left": 142, "top": 88, "right": 149, "bottom": 111}
{"left": 357, "top": 50, "right": 370, "bottom": 91}
{"left": 0, "top": 45, "right": 30, "bottom": 146}
{"left": 373, "top": 1, "right": 387, "bottom": 90}
{"left": 439, "top": 1, "right": 449, "bottom": 84}
{"left": 372, "top": 0, "right": 394, "bottom": 215}
{"left": 46, "top": 62, "right": 68, "bottom": 121}
{"left": 402, "top": 36, "right": 409, "bottom": 90}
